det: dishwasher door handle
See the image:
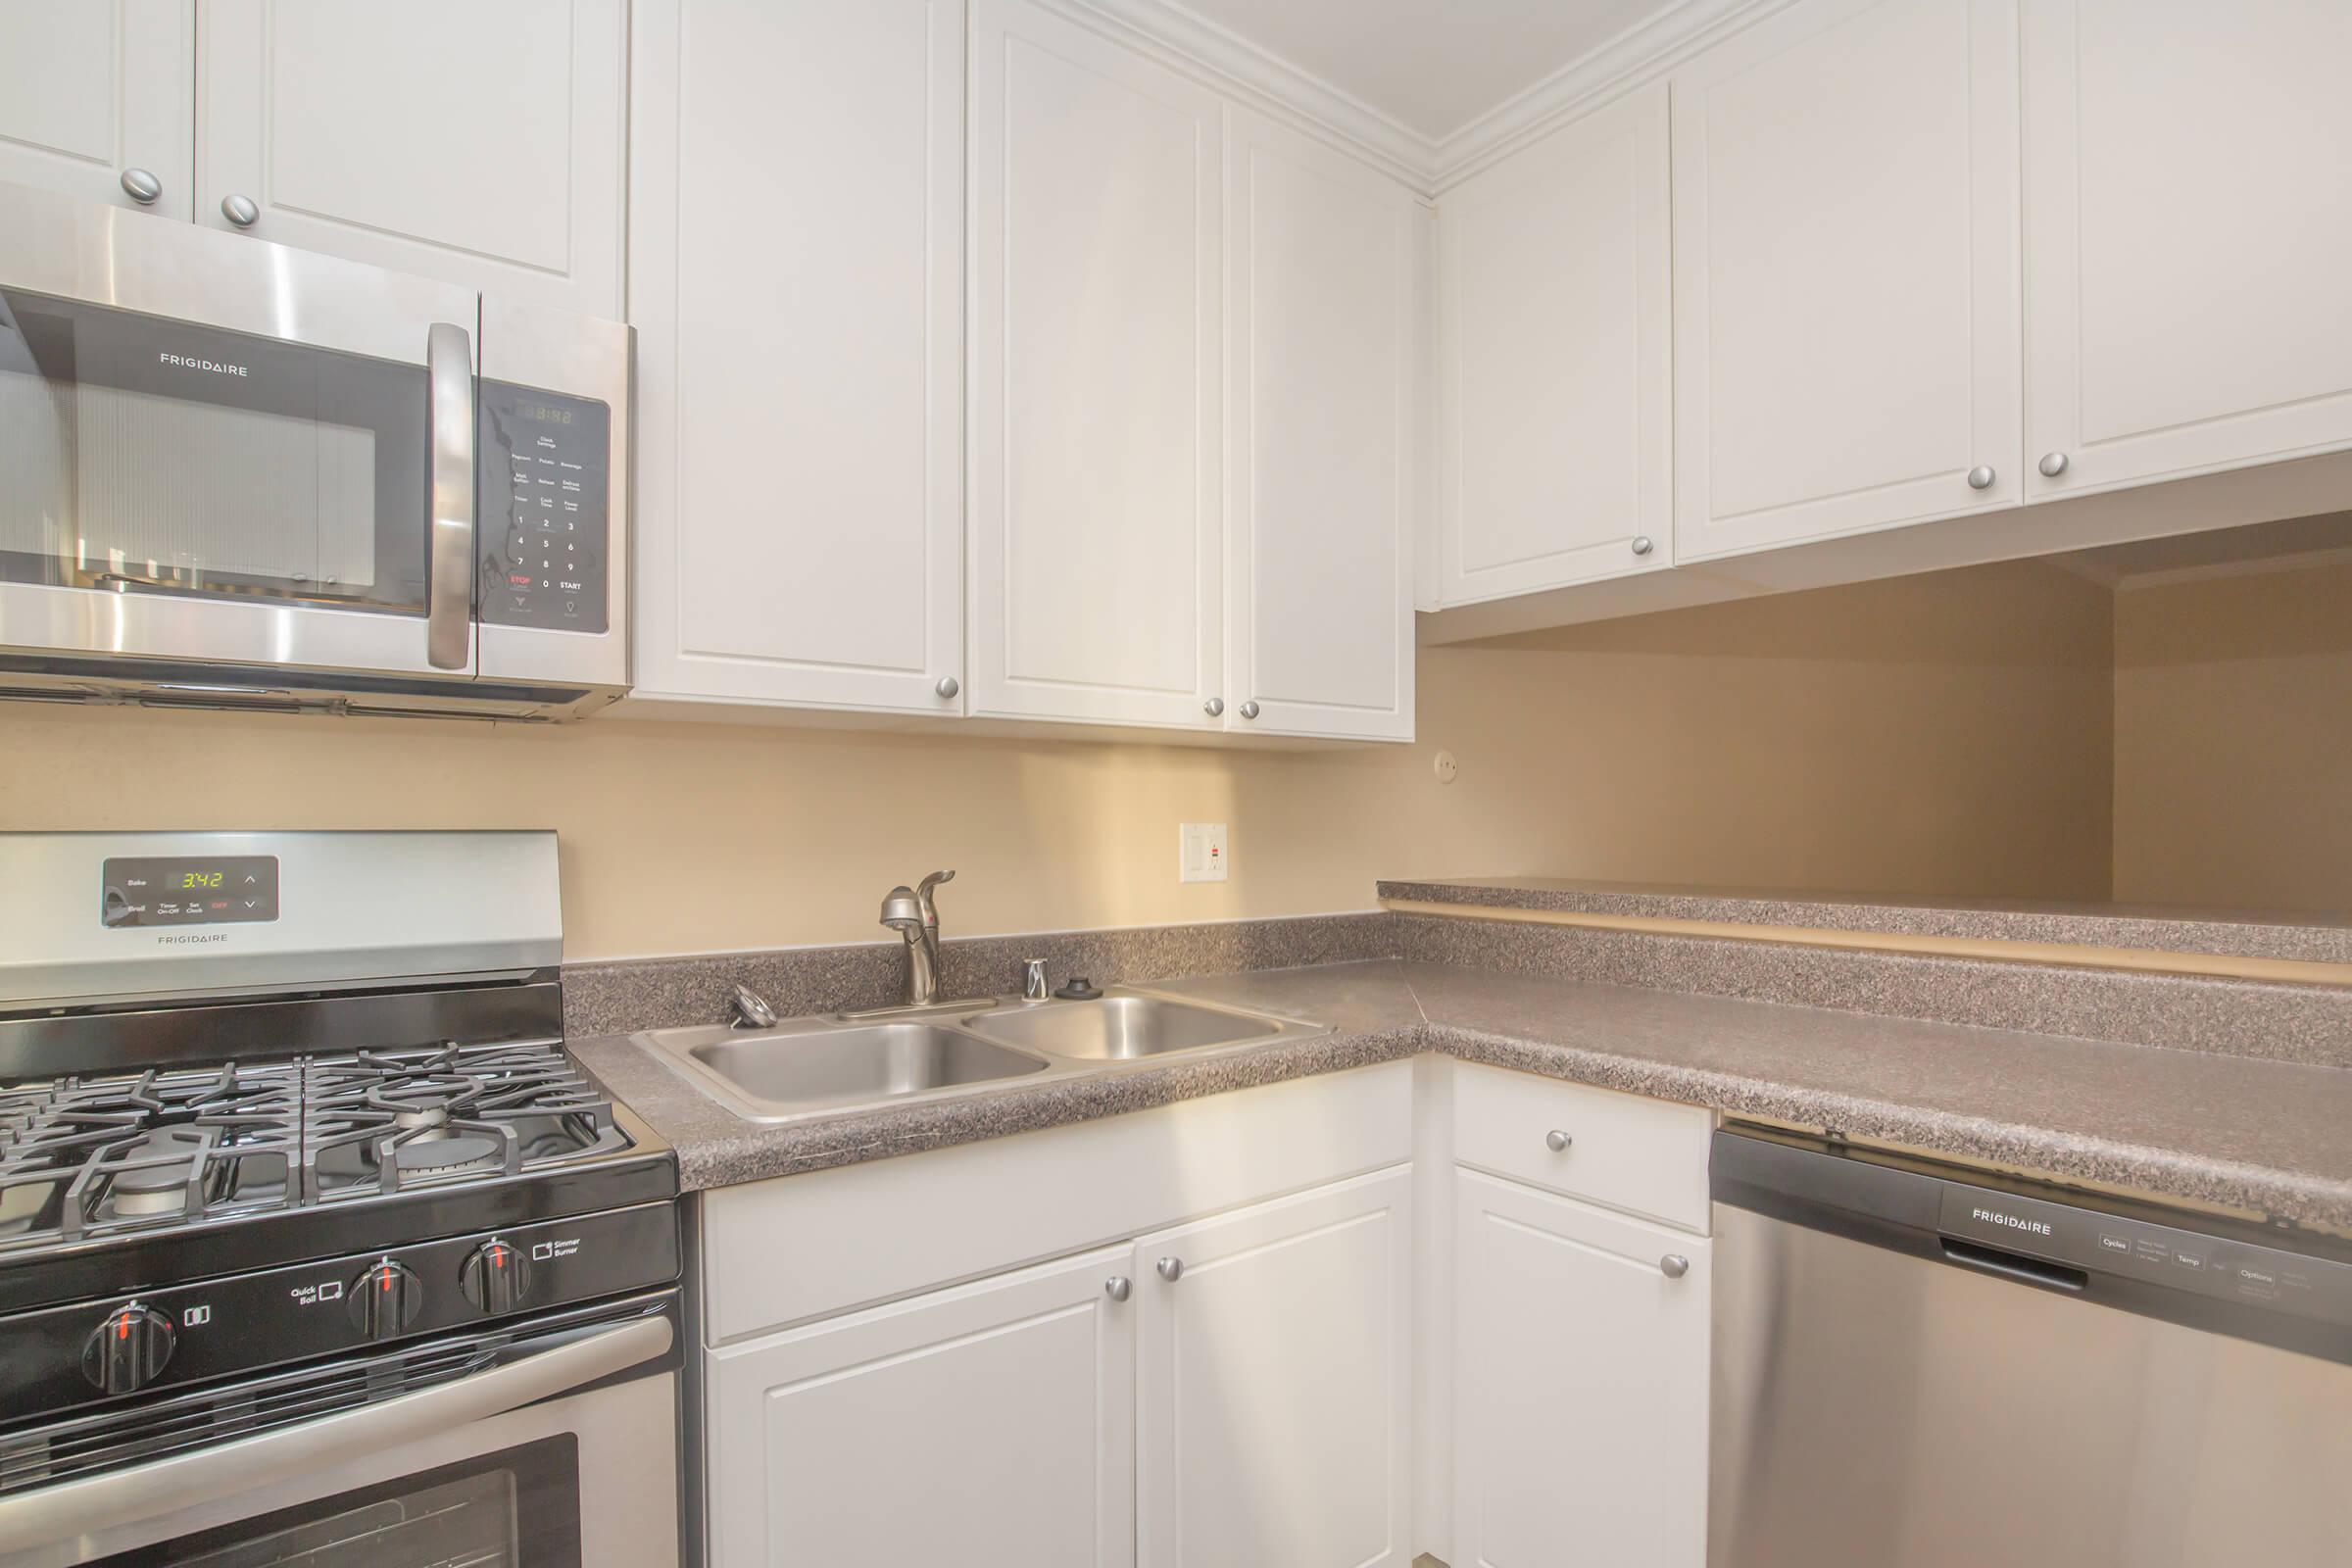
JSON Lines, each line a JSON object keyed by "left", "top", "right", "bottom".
{"left": 1940, "top": 1237, "right": 2089, "bottom": 1292}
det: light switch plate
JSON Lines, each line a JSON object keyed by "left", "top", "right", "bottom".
{"left": 1179, "top": 822, "right": 1228, "bottom": 883}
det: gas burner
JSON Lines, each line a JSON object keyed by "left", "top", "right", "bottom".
{"left": 0, "top": 1043, "right": 630, "bottom": 1250}
{"left": 301, "top": 1040, "right": 631, "bottom": 1203}
{"left": 0, "top": 1064, "right": 301, "bottom": 1247}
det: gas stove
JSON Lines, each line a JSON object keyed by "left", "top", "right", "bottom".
{"left": 0, "top": 832, "right": 680, "bottom": 1561}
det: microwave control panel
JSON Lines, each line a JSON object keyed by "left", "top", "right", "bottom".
{"left": 477, "top": 380, "right": 611, "bottom": 634}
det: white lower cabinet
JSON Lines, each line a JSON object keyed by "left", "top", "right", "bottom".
{"left": 1451, "top": 1167, "right": 1710, "bottom": 1568}
{"left": 1136, "top": 1167, "right": 1414, "bottom": 1568}
{"left": 706, "top": 1243, "right": 1137, "bottom": 1568}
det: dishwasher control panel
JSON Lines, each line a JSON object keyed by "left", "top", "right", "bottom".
{"left": 1937, "top": 1186, "right": 2352, "bottom": 1325}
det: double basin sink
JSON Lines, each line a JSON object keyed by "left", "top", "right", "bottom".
{"left": 638, "top": 988, "right": 1330, "bottom": 1123}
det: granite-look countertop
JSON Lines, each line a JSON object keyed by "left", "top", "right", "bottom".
{"left": 1378, "top": 876, "right": 2352, "bottom": 965}
{"left": 569, "top": 960, "right": 2352, "bottom": 1230}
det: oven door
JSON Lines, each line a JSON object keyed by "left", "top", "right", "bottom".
{"left": 0, "top": 181, "right": 479, "bottom": 682}
{"left": 0, "top": 1296, "right": 680, "bottom": 1568}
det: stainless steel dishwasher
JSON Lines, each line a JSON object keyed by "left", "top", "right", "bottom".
{"left": 1709, "top": 1125, "right": 2352, "bottom": 1568}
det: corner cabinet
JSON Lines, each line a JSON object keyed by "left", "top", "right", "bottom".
{"left": 1451, "top": 1170, "right": 1710, "bottom": 1568}
{"left": 1435, "top": 82, "right": 1671, "bottom": 605}
{"left": 2020, "top": 0, "right": 2352, "bottom": 498}
{"left": 1222, "top": 111, "right": 1421, "bottom": 743}
{"left": 966, "top": 0, "right": 1225, "bottom": 731}
{"left": 628, "top": 0, "right": 967, "bottom": 715}
{"left": 1669, "top": 0, "right": 2022, "bottom": 562}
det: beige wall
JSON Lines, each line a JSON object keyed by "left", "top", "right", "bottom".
{"left": 0, "top": 561, "right": 2117, "bottom": 959}
{"left": 2113, "top": 558, "right": 2352, "bottom": 916}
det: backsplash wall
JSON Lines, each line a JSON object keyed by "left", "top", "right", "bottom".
{"left": 0, "top": 561, "right": 2116, "bottom": 959}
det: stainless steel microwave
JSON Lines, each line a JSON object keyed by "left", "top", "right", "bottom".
{"left": 0, "top": 182, "right": 628, "bottom": 720}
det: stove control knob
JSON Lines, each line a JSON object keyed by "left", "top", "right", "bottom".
{"left": 82, "top": 1302, "right": 177, "bottom": 1396}
{"left": 348, "top": 1259, "right": 424, "bottom": 1341}
{"left": 462, "top": 1238, "right": 535, "bottom": 1315}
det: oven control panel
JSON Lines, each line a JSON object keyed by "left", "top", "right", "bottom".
{"left": 5, "top": 1202, "right": 677, "bottom": 1418}
{"left": 476, "top": 379, "right": 611, "bottom": 634}
{"left": 99, "top": 855, "right": 279, "bottom": 928}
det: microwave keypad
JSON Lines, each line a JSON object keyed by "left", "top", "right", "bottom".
{"left": 476, "top": 380, "right": 611, "bottom": 634}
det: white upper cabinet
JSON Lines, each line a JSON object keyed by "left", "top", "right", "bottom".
{"left": 0, "top": 1, "right": 194, "bottom": 221}
{"left": 195, "top": 0, "right": 625, "bottom": 316}
{"left": 1438, "top": 83, "right": 1671, "bottom": 603}
{"left": 1670, "top": 0, "right": 2023, "bottom": 562}
{"left": 628, "top": 0, "right": 966, "bottom": 714}
{"left": 968, "top": 0, "right": 1224, "bottom": 730}
{"left": 1135, "top": 1168, "right": 1413, "bottom": 1568}
{"left": 2022, "top": 0, "right": 2352, "bottom": 498}
{"left": 1223, "top": 110, "right": 1420, "bottom": 741}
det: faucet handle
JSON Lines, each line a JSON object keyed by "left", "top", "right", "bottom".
{"left": 914, "top": 869, "right": 955, "bottom": 923}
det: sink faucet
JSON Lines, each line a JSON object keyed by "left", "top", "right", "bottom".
{"left": 879, "top": 869, "right": 955, "bottom": 1005}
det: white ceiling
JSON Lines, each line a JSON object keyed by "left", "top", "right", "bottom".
{"left": 1174, "top": 0, "right": 1688, "bottom": 141}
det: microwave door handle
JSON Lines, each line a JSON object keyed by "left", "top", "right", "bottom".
{"left": 424, "top": 319, "right": 476, "bottom": 671}
{"left": 0, "top": 1313, "right": 670, "bottom": 1561}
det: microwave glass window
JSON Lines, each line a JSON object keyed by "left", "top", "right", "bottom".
{"left": 0, "top": 288, "right": 430, "bottom": 614}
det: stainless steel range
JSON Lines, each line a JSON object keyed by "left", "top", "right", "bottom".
{"left": 0, "top": 831, "right": 681, "bottom": 1567}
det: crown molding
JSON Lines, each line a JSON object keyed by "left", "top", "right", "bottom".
{"left": 1429, "top": 0, "right": 1786, "bottom": 189}
{"left": 1037, "top": 0, "right": 1439, "bottom": 191}
{"left": 1063, "top": 0, "right": 1788, "bottom": 196}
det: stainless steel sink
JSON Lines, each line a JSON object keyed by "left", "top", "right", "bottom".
{"left": 635, "top": 986, "right": 1328, "bottom": 1123}
{"left": 651, "top": 1020, "right": 1049, "bottom": 1121}
{"left": 956, "top": 994, "right": 1292, "bottom": 1060}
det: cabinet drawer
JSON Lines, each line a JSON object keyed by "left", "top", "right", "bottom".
{"left": 1450, "top": 1061, "right": 1711, "bottom": 1232}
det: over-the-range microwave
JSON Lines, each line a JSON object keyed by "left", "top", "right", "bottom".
{"left": 0, "top": 181, "right": 628, "bottom": 721}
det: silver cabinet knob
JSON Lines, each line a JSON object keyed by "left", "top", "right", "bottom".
{"left": 1202, "top": 697, "right": 1224, "bottom": 717}
{"left": 934, "top": 675, "right": 959, "bottom": 700}
{"left": 119, "top": 168, "right": 162, "bottom": 205}
{"left": 1966, "top": 465, "right": 1996, "bottom": 490}
{"left": 1104, "top": 1275, "right": 1130, "bottom": 1302}
{"left": 220, "top": 193, "right": 260, "bottom": 227}
{"left": 1155, "top": 1256, "right": 1184, "bottom": 1283}
{"left": 1238, "top": 701, "right": 1260, "bottom": 721}
{"left": 2037, "top": 451, "right": 2070, "bottom": 477}
{"left": 1659, "top": 1254, "right": 1690, "bottom": 1280}
{"left": 1544, "top": 1129, "right": 1573, "bottom": 1152}
{"left": 1630, "top": 535, "right": 1655, "bottom": 558}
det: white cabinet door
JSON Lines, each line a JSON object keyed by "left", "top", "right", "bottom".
{"left": 1136, "top": 1166, "right": 1413, "bottom": 1568}
{"left": 2023, "top": 0, "right": 2352, "bottom": 498}
{"left": 0, "top": 0, "right": 193, "bottom": 220}
{"left": 1438, "top": 83, "right": 1670, "bottom": 603}
{"left": 969, "top": 0, "right": 1222, "bottom": 729}
{"left": 1451, "top": 1169, "right": 1709, "bottom": 1568}
{"left": 1671, "top": 0, "right": 2022, "bottom": 562}
{"left": 628, "top": 0, "right": 965, "bottom": 713}
{"left": 195, "top": 0, "right": 625, "bottom": 316}
{"left": 707, "top": 1244, "right": 1136, "bottom": 1568}
{"left": 1223, "top": 109, "right": 1419, "bottom": 742}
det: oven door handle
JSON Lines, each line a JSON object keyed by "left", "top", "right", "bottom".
{"left": 425, "top": 318, "right": 476, "bottom": 672}
{"left": 0, "top": 1314, "right": 670, "bottom": 1560}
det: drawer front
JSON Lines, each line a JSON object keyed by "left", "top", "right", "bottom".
{"left": 1450, "top": 1061, "right": 1711, "bottom": 1233}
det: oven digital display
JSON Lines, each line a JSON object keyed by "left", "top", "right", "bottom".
{"left": 101, "top": 855, "right": 279, "bottom": 928}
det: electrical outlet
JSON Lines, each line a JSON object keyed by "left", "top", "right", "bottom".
{"left": 1179, "top": 822, "right": 1228, "bottom": 883}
